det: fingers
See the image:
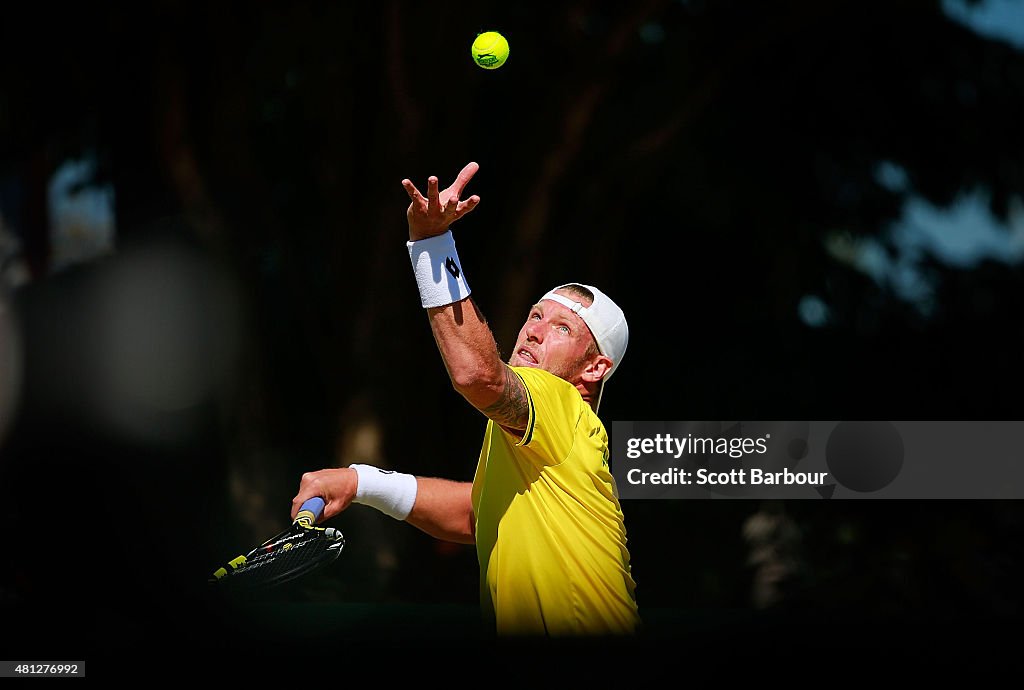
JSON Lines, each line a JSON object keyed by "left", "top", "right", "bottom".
{"left": 401, "top": 178, "right": 423, "bottom": 202}
{"left": 451, "top": 161, "right": 479, "bottom": 198}
{"left": 404, "top": 165, "right": 479, "bottom": 227}
{"left": 292, "top": 470, "right": 327, "bottom": 519}
{"left": 292, "top": 467, "right": 358, "bottom": 521}
{"left": 405, "top": 163, "right": 478, "bottom": 203}
{"left": 453, "top": 194, "right": 481, "bottom": 221}
{"left": 427, "top": 175, "right": 440, "bottom": 210}
{"left": 290, "top": 492, "right": 313, "bottom": 520}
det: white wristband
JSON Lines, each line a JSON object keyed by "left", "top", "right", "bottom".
{"left": 351, "top": 464, "right": 418, "bottom": 520}
{"left": 406, "top": 230, "right": 472, "bottom": 308}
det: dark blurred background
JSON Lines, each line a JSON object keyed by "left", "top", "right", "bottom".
{"left": 1, "top": 0, "right": 1022, "bottom": 661}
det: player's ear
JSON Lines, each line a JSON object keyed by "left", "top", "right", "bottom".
{"left": 581, "top": 355, "right": 613, "bottom": 384}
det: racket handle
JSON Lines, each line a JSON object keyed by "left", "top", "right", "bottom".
{"left": 294, "top": 497, "right": 326, "bottom": 527}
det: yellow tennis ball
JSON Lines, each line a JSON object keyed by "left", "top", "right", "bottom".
{"left": 471, "top": 31, "right": 509, "bottom": 70}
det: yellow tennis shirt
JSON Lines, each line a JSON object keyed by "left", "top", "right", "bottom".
{"left": 471, "top": 366, "right": 640, "bottom": 636}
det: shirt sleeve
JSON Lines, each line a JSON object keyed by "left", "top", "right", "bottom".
{"left": 506, "top": 366, "right": 584, "bottom": 467}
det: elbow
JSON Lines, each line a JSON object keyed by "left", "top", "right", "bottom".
{"left": 450, "top": 363, "right": 504, "bottom": 399}
{"left": 460, "top": 505, "right": 475, "bottom": 544}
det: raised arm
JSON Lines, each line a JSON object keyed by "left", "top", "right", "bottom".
{"left": 402, "top": 163, "right": 530, "bottom": 433}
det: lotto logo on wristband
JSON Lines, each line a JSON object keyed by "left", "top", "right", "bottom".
{"left": 407, "top": 231, "right": 471, "bottom": 308}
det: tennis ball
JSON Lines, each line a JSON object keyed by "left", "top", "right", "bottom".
{"left": 471, "top": 31, "right": 509, "bottom": 70}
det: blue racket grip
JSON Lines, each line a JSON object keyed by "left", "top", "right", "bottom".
{"left": 295, "top": 497, "right": 325, "bottom": 526}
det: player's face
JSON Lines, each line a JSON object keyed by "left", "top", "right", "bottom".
{"left": 508, "top": 292, "right": 597, "bottom": 383}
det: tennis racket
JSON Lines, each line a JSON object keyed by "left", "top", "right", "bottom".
{"left": 209, "top": 497, "right": 345, "bottom": 589}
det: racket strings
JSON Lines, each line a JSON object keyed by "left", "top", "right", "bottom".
{"left": 230, "top": 531, "right": 336, "bottom": 586}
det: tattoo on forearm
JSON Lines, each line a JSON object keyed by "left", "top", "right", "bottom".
{"left": 482, "top": 366, "right": 530, "bottom": 431}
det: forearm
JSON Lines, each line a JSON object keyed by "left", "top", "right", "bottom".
{"left": 406, "top": 477, "right": 475, "bottom": 545}
{"left": 404, "top": 194, "right": 526, "bottom": 427}
{"left": 299, "top": 465, "right": 475, "bottom": 544}
{"left": 428, "top": 299, "right": 506, "bottom": 409}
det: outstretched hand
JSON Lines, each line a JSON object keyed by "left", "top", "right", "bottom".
{"left": 402, "top": 161, "right": 481, "bottom": 241}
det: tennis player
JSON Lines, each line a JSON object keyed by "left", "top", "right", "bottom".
{"left": 292, "top": 161, "right": 640, "bottom": 636}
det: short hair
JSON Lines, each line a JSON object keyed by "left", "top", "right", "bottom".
{"left": 558, "top": 284, "right": 600, "bottom": 359}
{"left": 560, "top": 283, "right": 594, "bottom": 305}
